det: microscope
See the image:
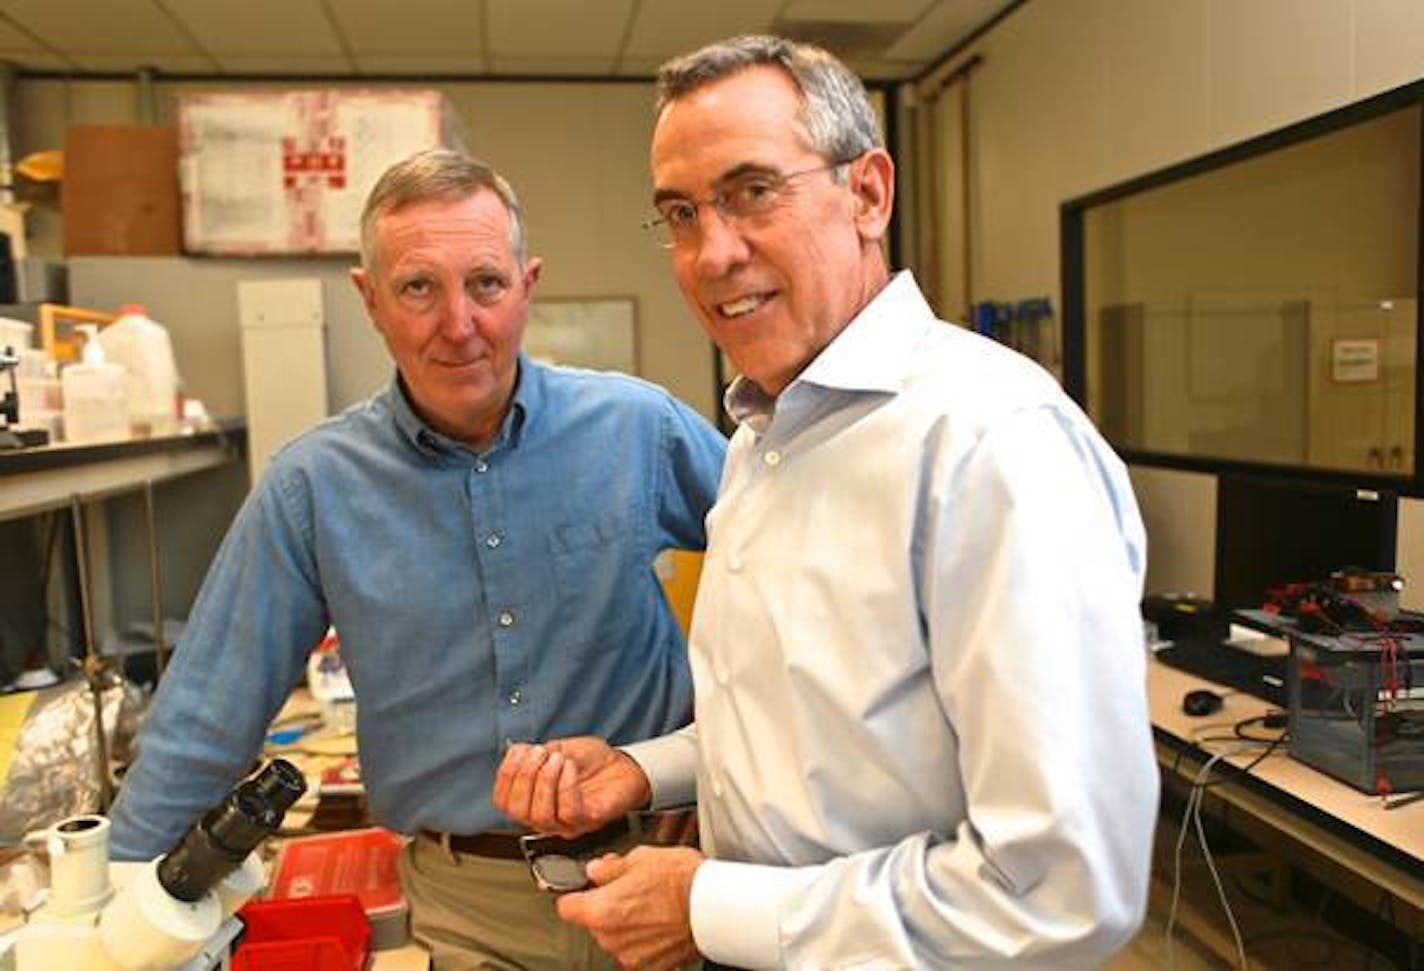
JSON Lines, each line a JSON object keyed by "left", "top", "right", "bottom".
{"left": 15, "top": 759, "right": 306, "bottom": 971}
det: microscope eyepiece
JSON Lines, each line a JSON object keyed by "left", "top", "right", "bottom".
{"left": 156, "top": 759, "right": 307, "bottom": 903}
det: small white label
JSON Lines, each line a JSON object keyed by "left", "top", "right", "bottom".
{"left": 1331, "top": 338, "right": 1380, "bottom": 383}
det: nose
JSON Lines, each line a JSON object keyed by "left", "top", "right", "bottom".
{"left": 691, "top": 206, "right": 751, "bottom": 278}
{"left": 439, "top": 286, "right": 479, "bottom": 340}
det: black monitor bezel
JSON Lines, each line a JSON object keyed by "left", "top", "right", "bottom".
{"left": 1213, "top": 472, "right": 1399, "bottom": 614}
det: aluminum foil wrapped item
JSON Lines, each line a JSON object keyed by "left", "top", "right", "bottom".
{"left": 0, "top": 675, "right": 147, "bottom": 845}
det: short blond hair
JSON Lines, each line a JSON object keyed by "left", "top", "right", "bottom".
{"left": 359, "top": 149, "right": 528, "bottom": 269}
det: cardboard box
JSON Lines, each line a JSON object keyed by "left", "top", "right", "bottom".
{"left": 62, "top": 125, "right": 181, "bottom": 256}
{"left": 179, "top": 90, "right": 453, "bottom": 255}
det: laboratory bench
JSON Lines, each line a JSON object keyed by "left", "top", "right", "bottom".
{"left": 1148, "top": 654, "right": 1423, "bottom": 965}
{"left": 0, "top": 420, "right": 246, "bottom": 521}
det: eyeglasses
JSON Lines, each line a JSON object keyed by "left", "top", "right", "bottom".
{"left": 643, "top": 159, "right": 853, "bottom": 250}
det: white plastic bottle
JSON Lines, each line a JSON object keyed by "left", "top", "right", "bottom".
{"left": 61, "top": 325, "right": 129, "bottom": 444}
{"left": 96, "top": 304, "right": 180, "bottom": 437}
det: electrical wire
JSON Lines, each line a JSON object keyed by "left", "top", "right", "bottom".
{"left": 1166, "top": 737, "right": 1284, "bottom": 971}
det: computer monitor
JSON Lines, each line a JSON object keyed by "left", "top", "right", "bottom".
{"left": 1214, "top": 473, "right": 1398, "bottom": 612}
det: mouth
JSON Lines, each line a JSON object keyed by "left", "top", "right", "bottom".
{"left": 433, "top": 356, "right": 489, "bottom": 372}
{"left": 715, "top": 292, "right": 775, "bottom": 319}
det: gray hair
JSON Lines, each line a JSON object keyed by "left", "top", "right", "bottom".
{"left": 655, "top": 35, "right": 883, "bottom": 166}
{"left": 359, "top": 148, "right": 528, "bottom": 269}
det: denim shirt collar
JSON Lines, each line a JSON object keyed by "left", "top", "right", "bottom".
{"left": 385, "top": 352, "right": 538, "bottom": 460}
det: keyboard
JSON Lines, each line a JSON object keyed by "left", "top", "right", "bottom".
{"left": 1154, "top": 637, "right": 1288, "bottom": 707}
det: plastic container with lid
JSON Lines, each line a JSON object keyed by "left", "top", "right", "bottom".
{"left": 95, "top": 304, "right": 180, "bottom": 437}
{"left": 61, "top": 325, "right": 129, "bottom": 444}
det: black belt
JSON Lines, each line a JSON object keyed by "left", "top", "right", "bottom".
{"left": 420, "top": 817, "right": 633, "bottom": 860}
{"left": 419, "top": 829, "right": 526, "bottom": 859}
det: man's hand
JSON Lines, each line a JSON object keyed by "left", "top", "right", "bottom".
{"left": 492, "top": 736, "right": 651, "bottom": 837}
{"left": 557, "top": 846, "right": 704, "bottom": 971}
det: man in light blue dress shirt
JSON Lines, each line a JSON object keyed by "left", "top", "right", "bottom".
{"left": 108, "top": 149, "right": 726, "bottom": 969}
{"left": 495, "top": 36, "right": 1158, "bottom": 969}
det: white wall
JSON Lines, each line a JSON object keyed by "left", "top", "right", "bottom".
{"left": 916, "top": 0, "right": 1424, "bottom": 607}
{"left": 15, "top": 78, "right": 719, "bottom": 421}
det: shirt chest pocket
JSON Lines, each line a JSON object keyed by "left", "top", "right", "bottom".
{"left": 548, "top": 509, "right": 644, "bottom": 657}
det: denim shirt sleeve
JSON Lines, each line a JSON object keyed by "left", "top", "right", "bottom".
{"left": 655, "top": 393, "right": 727, "bottom": 551}
{"left": 108, "top": 460, "right": 328, "bottom": 860}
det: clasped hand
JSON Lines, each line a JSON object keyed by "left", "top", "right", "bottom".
{"left": 492, "top": 737, "right": 705, "bottom": 970}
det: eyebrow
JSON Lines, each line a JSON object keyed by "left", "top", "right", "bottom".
{"left": 651, "top": 161, "right": 780, "bottom": 206}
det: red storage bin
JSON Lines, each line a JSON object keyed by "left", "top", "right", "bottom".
{"left": 234, "top": 894, "right": 372, "bottom": 971}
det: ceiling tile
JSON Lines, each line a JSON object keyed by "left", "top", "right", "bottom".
{"left": 782, "top": 0, "right": 928, "bottom": 24}
{"left": 846, "top": 57, "right": 922, "bottom": 81}
{"left": 0, "top": 0, "right": 988, "bottom": 81}
{"left": 487, "top": 0, "right": 632, "bottom": 57}
{"left": 164, "top": 0, "right": 345, "bottom": 56}
{"left": 329, "top": 0, "right": 485, "bottom": 55}
{"left": 69, "top": 53, "right": 221, "bottom": 73}
{"left": 487, "top": 55, "right": 618, "bottom": 76}
{"left": 886, "top": 0, "right": 1015, "bottom": 61}
{"left": 354, "top": 55, "right": 488, "bottom": 75}
{"left": 0, "top": 18, "right": 44, "bottom": 52}
{"left": 212, "top": 54, "right": 360, "bottom": 75}
{"left": 614, "top": 56, "right": 671, "bottom": 77}
{"left": 621, "top": 0, "right": 778, "bottom": 59}
{"left": 2, "top": 0, "right": 196, "bottom": 54}
{"left": 0, "top": 51, "right": 70, "bottom": 71}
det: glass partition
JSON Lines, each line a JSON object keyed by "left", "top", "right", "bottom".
{"left": 1064, "top": 85, "right": 1422, "bottom": 492}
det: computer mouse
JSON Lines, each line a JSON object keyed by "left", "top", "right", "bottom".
{"left": 1182, "top": 689, "right": 1224, "bottom": 717}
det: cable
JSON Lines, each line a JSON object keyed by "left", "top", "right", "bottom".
{"left": 1166, "top": 742, "right": 1261, "bottom": 971}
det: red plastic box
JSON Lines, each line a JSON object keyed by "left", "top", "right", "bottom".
{"left": 234, "top": 894, "right": 372, "bottom": 971}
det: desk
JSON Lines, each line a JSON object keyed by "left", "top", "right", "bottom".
{"left": 1149, "top": 655, "right": 1424, "bottom": 957}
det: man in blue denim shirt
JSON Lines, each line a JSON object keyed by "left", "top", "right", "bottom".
{"left": 108, "top": 149, "right": 726, "bottom": 969}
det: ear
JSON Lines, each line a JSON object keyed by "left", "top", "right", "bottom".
{"left": 350, "top": 267, "right": 379, "bottom": 320}
{"left": 849, "top": 149, "right": 895, "bottom": 244}
{"left": 521, "top": 256, "right": 544, "bottom": 296}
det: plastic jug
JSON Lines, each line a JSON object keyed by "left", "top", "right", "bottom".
{"left": 61, "top": 325, "right": 128, "bottom": 444}
{"left": 96, "top": 304, "right": 180, "bottom": 437}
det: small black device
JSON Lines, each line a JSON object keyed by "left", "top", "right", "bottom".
{"left": 1182, "top": 688, "right": 1224, "bottom": 717}
{"left": 518, "top": 814, "right": 664, "bottom": 894}
{"left": 521, "top": 835, "right": 593, "bottom": 893}
{"left": 518, "top": 809, "right": 698, "bottom": 893}
{"left": 156, "top": 759, "right": 307, "bottom": 902}
{"left": 1142, "top": 592, "right": 1225, "bottom": 643}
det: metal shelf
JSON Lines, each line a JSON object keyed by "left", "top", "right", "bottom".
{"left": 0, "top": 422, "right": 245, "bottom": 523}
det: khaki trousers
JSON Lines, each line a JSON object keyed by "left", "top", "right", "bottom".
{"left": 400, "top": 836, "right": 615, "bottom": 971}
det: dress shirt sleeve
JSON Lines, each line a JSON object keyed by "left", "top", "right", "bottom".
{"left": 654, "top": 395, "right": 726, "bottom": 551}
{"left": 690, "top": 405, "right": 1158, "bottom": 969}
{"left": 109, "top": 463, "right": 328, "bottom": 860}
{"left": 620, "top": 723, "right": 699, "bottom": 809}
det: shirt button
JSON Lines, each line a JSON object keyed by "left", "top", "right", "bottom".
{"left": 497, "top": 610, "right": 515, "bottom": 628}
{"left": 714, "top": 663, "right": 729, "bottom": 685}
{"left": 508, "top": 689, "right": 523, "bottom": 706}
{"left": 763, "top": 450, "right": 782, "bottom": 467}
{"left": 727, "top": 554, "right": 743, "bottom": 572}
{"left": 475, "top": 460, "right": 489, "bottom": 473}
{"left": 485, "top": 531, "right": 503, "bottom": 549}
{"left": 712, "top": 780, "right": 725, "bottom": 798}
